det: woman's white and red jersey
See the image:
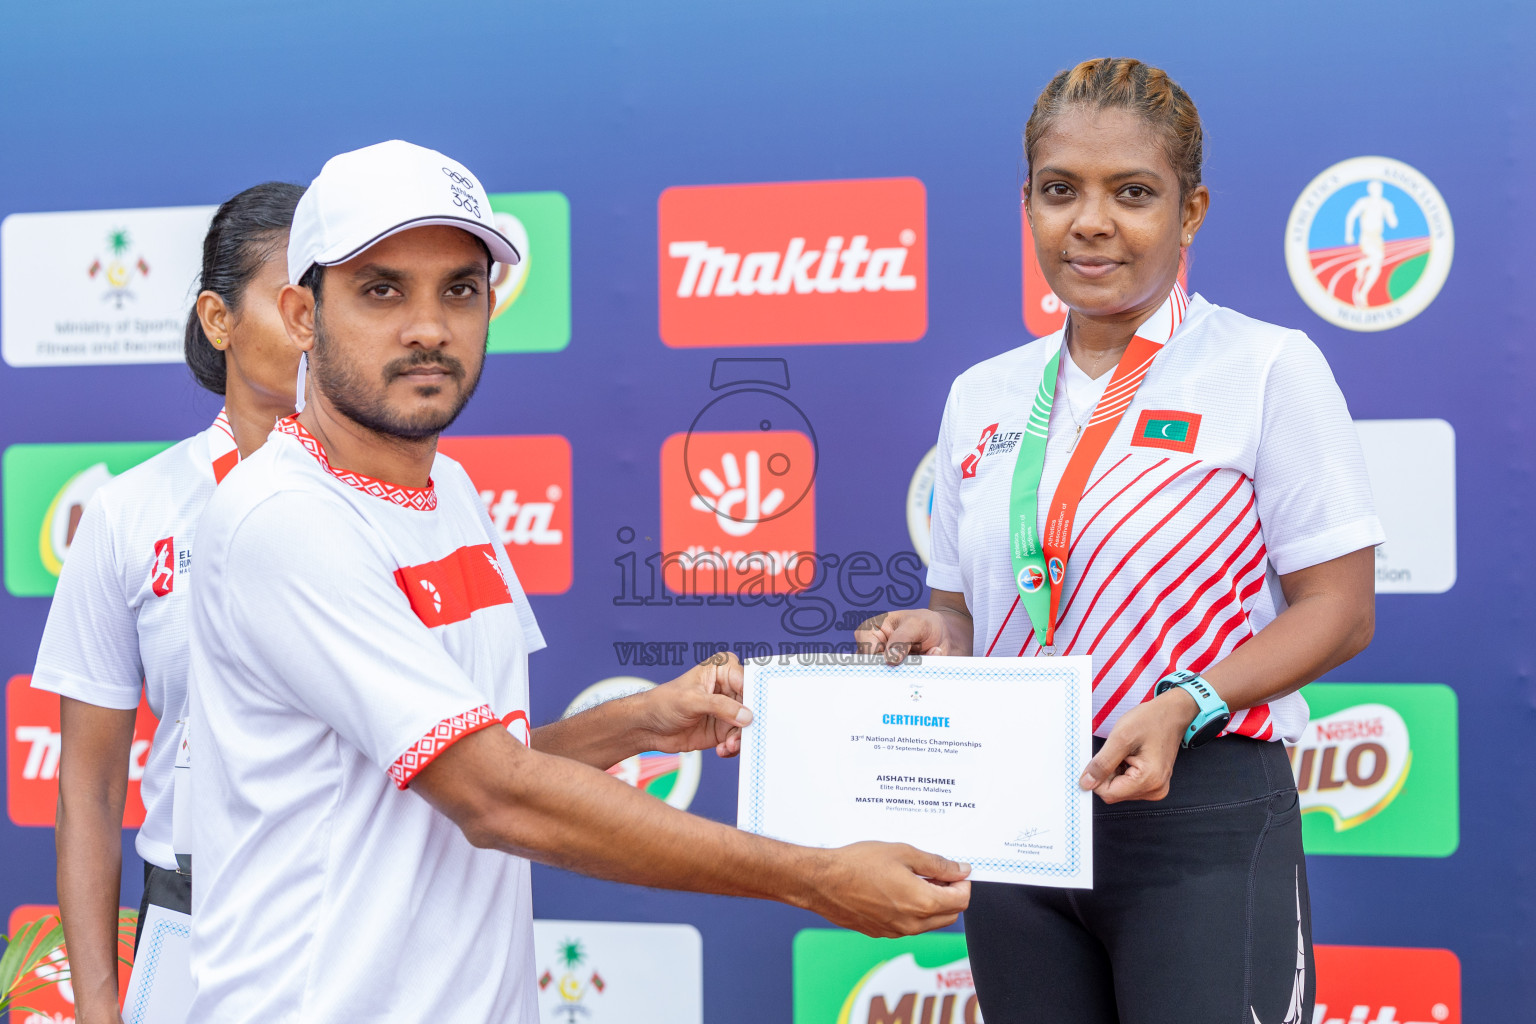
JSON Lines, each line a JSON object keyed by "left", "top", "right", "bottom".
{"left": 186, "top": 417, "right": 545, "bottom": 1024}
{"left": 927, "top": 293, "right": 1384, "bottom": 744}
{"left": 30, "top": 411, "right": 242, "bottom": 871}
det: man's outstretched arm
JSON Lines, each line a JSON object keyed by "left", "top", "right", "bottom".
{"left": 412, "top": 722, "right": 970, "bottom": 938}
{"left": 530, "top": 651, "right": 748, "bottom": 770}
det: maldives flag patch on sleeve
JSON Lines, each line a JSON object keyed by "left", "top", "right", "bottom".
{"left": 1131, "top": 409, "right": 1202, "bottom": 453}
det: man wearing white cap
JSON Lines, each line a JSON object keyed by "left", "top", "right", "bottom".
{"left": 185, "top": 141, "right": 970, "bottom": 1023}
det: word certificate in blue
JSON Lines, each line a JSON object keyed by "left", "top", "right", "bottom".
{"left": 736, "top": 654, "right": 1093, "bottom": 888}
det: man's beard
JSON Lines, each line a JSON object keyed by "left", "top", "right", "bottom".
{"left": 310, "top": 318, "right": 485, "bottom": 441}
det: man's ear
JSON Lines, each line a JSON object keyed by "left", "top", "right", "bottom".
{"left": 277, "top": 282, "right": 318, "bottom": 353}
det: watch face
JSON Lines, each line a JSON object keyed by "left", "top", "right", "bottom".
{"left": 1188, "top": 714, "right": 1232, "bottom": 748}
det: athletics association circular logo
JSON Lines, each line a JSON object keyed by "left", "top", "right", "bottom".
{"left": 563, "top": 677, "right": 701, "bottom": 810}
{"left": 1285, "top": 156, "right": 1453, "bottom": 332}
{"left": 1017, "top": 564, "right": 1045, "bottom": 593}
{"left": 906, "top": 446, "right": 937, "bottom": 565}
{"left": 1048, "top": 557, "right": 1064, "bottom": 586}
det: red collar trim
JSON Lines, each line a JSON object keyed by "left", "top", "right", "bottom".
{"left": 210, "top": 409, "right": 241, "bottom": 485}
{"left": 275, "top": 416, "right": 438, "bottom": 511}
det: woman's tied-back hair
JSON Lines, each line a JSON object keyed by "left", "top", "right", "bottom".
{"left": 184, "top": 182, "right": 305, "bottom": 395}
{"left": 1024, "top": 58, "right": 1204, "bottom": 198}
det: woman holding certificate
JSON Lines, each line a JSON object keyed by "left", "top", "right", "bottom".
{"left": 859, "top": 58, "right": 1382, "bottom": 1023}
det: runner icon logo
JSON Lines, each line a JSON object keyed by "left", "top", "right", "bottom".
{"left": 1285, "top": 157, "right": 1453, "bottom": 331}
{"left": 1017, "top": 565, "right": 1045, "bottom": 593}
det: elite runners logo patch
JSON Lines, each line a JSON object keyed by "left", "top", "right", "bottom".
{"left": 1130, "top": 409, "right": 1202, "bottom": 454}
{"left": 8, "top": 674, "right": 155, "bottom": 827}
{"left": 960, "top": 424, "right": 999, "bottom": 480}
{"left": 151, "top": 536, "right": 175, "bottom": 597}
{"left": 658, "top": 178, "right": 927, "bottom": 347}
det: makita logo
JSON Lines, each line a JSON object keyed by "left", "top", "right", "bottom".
{"left": 8, "top": 674, "right": 154, "bottom": 826}
{"left": 482, "top": 486, "right": 564, "bottom": 547}
{"left": 437, "top": 435, "right": 573, "bottom": 595}
{"left": 668, "top": 234, "right": 918, "bottom": 298}
{"left": 1313, "top": 945, "right": 1459, "bottom": 1024}
{"left": 659, "top": 177, "right": 927, "bottom": 347}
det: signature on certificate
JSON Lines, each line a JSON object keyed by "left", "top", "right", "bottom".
{"left": 1011, "top": 827, "right": 1051, "bottom": 842}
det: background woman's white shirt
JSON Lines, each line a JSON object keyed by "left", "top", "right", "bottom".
{"left": 31, "top": 416, "right": 233, "bottom": 871}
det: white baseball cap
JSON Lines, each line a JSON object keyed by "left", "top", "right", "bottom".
{"left": 286, "top": 140, "right": 520, "bottom": 285}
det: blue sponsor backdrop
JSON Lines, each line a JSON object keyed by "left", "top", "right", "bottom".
{"left": 1, "top": 0, "right": 1531, "bottom": 1020}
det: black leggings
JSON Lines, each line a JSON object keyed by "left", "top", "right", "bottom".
{"left": 965, "top": 736, "right": 1312, "bottom": 1024}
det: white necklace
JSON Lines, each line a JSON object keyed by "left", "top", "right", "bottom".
{"left": 1060, "top": 361, "right": 1088, "bottom": 448}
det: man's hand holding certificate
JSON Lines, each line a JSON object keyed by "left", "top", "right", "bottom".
{"left": 737, "top": 654, "right": 1094, "bottom": 887}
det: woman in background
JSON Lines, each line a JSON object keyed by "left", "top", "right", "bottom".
{"left": 32, "top": 182, "right": 303, "bottom": 1024}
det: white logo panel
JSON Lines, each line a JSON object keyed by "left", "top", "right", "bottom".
{"left": 1356, "top": 419, "right": 1455, "bottom": 593}
{"left": 533, "top": 920, "right": 702, "bottom": 1024}
{"left": 2, "top": 205, "right": 215, "bottom": 366}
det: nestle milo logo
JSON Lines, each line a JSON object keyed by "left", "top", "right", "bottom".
{"left": 1287, "top": 683, "right": 1458, "bottom": 858}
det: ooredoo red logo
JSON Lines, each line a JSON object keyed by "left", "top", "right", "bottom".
{"left": 659, "top": 177, "right": 927, "bottom": 347}
{"left": 1021, "top": 206, "right": 1189, "bottom": 337}
{"left": 7, "top": 674, "right": 155, "bottom": 827}
{"left": 7, "top": 904, "right": 133, "bottom": 1020}
{"left": 1315, "top": 945, "right": 1460, "bottom": 1024}
{"left": 660, "top": 430, "right": 816, "bottom": 595}
{"left": 437, "top": 435, "right": 573, "bottom": 595}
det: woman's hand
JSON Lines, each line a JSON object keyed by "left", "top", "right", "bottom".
{"left": 1077, "top": 689, "right": 1198, "bottom": 803}
{"left": 855, "top": 610, "right": 955, "bottom": 664}
{"left": 855, "top": 590, "right": 975, "bottom": 665}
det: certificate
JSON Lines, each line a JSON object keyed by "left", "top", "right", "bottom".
{"left": 736, "top": 654, "right": 1093, "bottom": 887}
{"left": 121, "top": 903, "right": 193, "bottom": 1024}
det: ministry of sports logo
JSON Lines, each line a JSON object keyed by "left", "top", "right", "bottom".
{"left": 1285, "top": 157, "right": 1453, "bottom": 331}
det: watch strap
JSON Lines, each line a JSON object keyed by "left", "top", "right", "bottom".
{"left": 1154, "top": 670, "right": 1231, "bottom": 748}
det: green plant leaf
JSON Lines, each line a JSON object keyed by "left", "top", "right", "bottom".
{"left": 0, "top": 918, "right": 48, "bottom": 996}
{"left": 0, "top": 914, "right": 68, "bottom": 1009}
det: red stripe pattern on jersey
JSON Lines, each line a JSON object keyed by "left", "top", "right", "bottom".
{"left": 395, "top": 544, "right": 515, "bottom": 628}
{"left": 276, "top": 416, "right": 438, "bottom": 511}
{"left": 991, "top": 459, "right": 1275, "bottom": 739}
{"left": 388, "top": 704, "right": 500, "bottom": 789}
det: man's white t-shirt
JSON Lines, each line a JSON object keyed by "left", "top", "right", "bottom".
{"left": 31, "top": 412, "right": 242, "bottom": 870}
{"left": 927, "top": 294, "right": 1385, "bottom": 744}
{"left": 187, "top": 417, "right": 546, "bottom": 1024}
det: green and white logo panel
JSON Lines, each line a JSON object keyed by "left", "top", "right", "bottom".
{"left": 793, "top": 928, "right": 979, "bottom": 1024}
{"left": 1289, "top": 682, "right": 1458, "bottom": 858}
{"left": 4, "top": 441, "right": 174, "bottom": 597}
{"left": 487, "top": 191, "right": 571, "bottom": 353}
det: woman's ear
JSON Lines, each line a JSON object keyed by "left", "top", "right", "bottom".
{"left": 196, "top": 291, "right": 232, "bottom": 349}
{"left": 1181, "top": 184, "right": 1210, "bottom": 245}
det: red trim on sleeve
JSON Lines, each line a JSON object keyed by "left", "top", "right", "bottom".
{"left": 388, "top": 704, "right": 499, "bottom": 789}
